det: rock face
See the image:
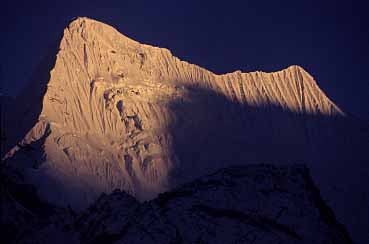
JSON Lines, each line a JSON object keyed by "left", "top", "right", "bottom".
{"left": 1, "top": 165, "right": 353, "bottom": 244}
{"left": 2, "top": 17, "right": 369, "bottom": 243}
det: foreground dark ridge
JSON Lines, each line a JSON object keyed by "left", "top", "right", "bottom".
{"left": 1, "top": 17, "right": 368, "bottom": 243}
{"left": 1, "top": 164, "right": 352, "bottom": 244}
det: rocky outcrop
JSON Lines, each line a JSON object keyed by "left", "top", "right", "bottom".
{"left": 2, "top": 17, "right": 368, "bottom": 243}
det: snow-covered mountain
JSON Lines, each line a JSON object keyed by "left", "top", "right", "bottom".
{"left": 2, "top": 17, "right": 368, "bottom": 243}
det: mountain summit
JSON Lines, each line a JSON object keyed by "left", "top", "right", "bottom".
{"left": 2, "top": 17, "right": 368, "bottom": 242}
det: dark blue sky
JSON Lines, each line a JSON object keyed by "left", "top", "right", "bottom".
{"left": 2, "top": 0, "right": 369, "bottom": 119}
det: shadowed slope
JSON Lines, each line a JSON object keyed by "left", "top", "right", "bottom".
{"left": 2, "top": 164, "right": 353, "bottom": 244}
{"left": 164, "top": 84, "right": 369, "bottom": 243}
{"left": 75, "top": 165, "right": 352, "bottom": 244}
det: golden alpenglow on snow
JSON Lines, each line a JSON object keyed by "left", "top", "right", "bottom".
{"left": 2, "top": 18, "right": 369, "bottom": 242}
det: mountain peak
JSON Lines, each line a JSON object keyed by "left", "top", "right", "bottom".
{"left": 67, "top": 17, "right": 116, "bottom": 33}
{"left": 70, "top": 16, "right": 139, "bottom": 39}
{"left": 4, "top": 19, "right": 367, "bottom": 238}
{"left": 6, "top": 18, "right": 349, "bottom": 205}
{"left": 2, "top": 17, "right": 369, "bottom": 244}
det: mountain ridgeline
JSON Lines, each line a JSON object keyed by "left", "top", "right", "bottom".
{"left": 2, "top": 17, "right": 368, "bottom": 243}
